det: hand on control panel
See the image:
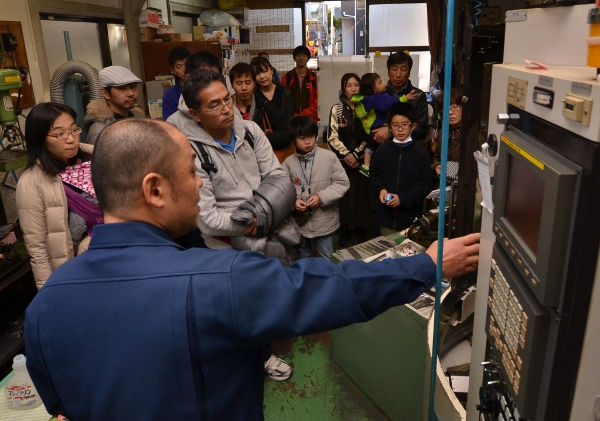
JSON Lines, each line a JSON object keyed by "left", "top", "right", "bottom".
{"left": 425, "top": 233, "right": 481, "bottom": 278}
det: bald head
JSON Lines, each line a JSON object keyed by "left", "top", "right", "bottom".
{"left": 92, "top": 119, "right": 181, "bottom": 217}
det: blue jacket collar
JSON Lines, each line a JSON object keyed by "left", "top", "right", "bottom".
{"left": 89, "top": 222, "right": 185, "bottom": 250}
{"left": 392, "top": 136, "right": 414, "bottom": 148}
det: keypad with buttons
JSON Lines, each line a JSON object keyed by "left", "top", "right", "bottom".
{"left": 484, "top": 245, "right": 550, "bottom": 420}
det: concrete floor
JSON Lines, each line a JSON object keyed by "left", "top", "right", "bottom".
{"left": 264, "top": 333, "right": 390, "bottom": 421}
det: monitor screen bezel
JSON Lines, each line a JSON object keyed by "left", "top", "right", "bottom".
{"left": 493, "top": 129, "right": 579, "bottom": 307}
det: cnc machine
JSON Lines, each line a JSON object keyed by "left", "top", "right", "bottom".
{"left": 468, "top": 5, "right": 600, "bottom": 421}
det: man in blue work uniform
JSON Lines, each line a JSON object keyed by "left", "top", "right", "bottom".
{"left": 24, "top": 120, "right": 480, "bottom": 419}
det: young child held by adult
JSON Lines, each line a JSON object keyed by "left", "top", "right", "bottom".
{"left": 352, "top": 72, "right": 418, "bottom": 176}
{"left": 370, "top": 103, "right": 433, "bottom": 236}
{"left": 283, "top": 116, "right": 350, "bottom": 259}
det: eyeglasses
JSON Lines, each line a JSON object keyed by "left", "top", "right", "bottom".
{"left": 450, "top": 105, "right": 462, "bottom": 112}
{"left": 47, "top": 127, "right": 82, "bottom": 140}
{"left": 391, "top": 123, "right": 412, "bottom": 130}
{"left": 201, "top": 97, "right": 234, "bottom": 114}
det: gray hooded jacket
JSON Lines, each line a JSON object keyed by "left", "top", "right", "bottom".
{"left": 167, "top": 95, "right": 287, "bottom": 250}
{"left": 282, "top": 146, "right": 349, "bottom": 238}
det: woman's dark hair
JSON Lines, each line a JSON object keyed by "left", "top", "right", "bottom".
{"left": 435, "top": 87, "right": 464, "bottom": 108}
{"left": 339, "top": 73, "right": 360, "bottom": 102}
{"left": 450, "top": 88, "right": 464, "bottom": 106}
{"left": 25, "top": 102, "right": 83, "bottom": 177}
{"left": 359, "top": 73, "right": 380, "bottom": 96}
{"left": 289, "top": 115, "right": 318, "bottom": 141}
{"left": 250, "top": 56, "right": 274, "bottom": 75}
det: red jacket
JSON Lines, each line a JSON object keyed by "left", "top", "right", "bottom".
{"left": 281, "top": 69, "right": 318, "bottom": 123}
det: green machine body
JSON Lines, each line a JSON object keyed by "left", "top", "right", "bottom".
{"left": 0, "top": 68, "right": 23, "bottom": 126}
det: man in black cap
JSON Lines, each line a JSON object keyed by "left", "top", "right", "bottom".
{"left": 84, "top": 66, "right": 145, "bottom": 144}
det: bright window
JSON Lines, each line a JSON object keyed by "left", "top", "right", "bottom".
{"left": 368, "top": 3, "right": 428, "bottom": 48}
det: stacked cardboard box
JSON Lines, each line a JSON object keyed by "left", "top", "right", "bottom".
{"left": 157, "top": 25, "right": 174, "bottom": 34}
{"left": 152, "top": 33, "right": 193, "bottom": 42}
{"left": 140, "top": 27, "right": 157, "bottom": 42}
{"left": 139, "top": 9, "right": 159, "bottom": 28}
{"left": 193, "top": 26, "right": 208, "bottom": 41}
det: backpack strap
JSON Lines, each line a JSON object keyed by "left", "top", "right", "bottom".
{"left": 190, "top": 141, "right": 217, "bottom": 175}
{"left": 244, "top": 126, "right": 255, "bottom": 149}
{"left": 191, "top": 128, "right": 255, "bottom": 177}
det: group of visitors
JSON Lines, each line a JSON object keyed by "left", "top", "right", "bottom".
{"left": 15, "top": 43, "right": 478, "bottom": 421}
{"left": 328, "top": 52, "right": 462, "bottom": 245}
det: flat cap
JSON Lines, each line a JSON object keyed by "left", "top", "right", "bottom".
{"left": 99, "top": 66, "right": 142, "bottom": 88}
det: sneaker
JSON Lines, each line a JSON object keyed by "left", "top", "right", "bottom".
{"left": 264, "top": 354, "right": 293, "bottom": 381}
{"left": 359, "top": 164, "right": 370, "bottom": 177}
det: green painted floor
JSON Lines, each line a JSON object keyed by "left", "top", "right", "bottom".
{"left": 264, "top": 333, "right": 390, "bottom": 421}
{"left": 263, "top": 228, "right": 390, "bottom": 421}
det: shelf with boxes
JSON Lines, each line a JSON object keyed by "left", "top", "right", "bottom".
{"left": 139, "top": 8, "right": 193, "bottom": 43}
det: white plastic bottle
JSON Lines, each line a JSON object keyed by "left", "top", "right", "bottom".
{"left": 5, "top": 354, "right": 42, "bottom": 410}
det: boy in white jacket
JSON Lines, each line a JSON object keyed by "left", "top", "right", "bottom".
{"left": 283, "top": 116, "right": 350, "bottom": 259}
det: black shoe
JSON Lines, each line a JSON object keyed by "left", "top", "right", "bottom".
{"left": 355, "top": 227, "right": 367, "bottom": 244}
{"left": 338, "top": 226, "right": 351, "bottom": 247}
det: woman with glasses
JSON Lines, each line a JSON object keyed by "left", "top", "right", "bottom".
{"left": 16, "top": 103, "right": 99, "bottom": 289}
{"left": 250, "top": 57, "right": 295, "bottom": 162}
{"left": 432, "top": 88, "right": 463, "bottom": 177}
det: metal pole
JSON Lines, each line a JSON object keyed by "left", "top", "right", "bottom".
{"left": 63, "top": 31, "right": 73, "bottom": 61}
{"left": 427, "top": 0, "right": 455, "bottom": 419}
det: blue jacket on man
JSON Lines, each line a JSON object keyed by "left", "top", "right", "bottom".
{"left": 162, "top": 78, "right": 182, "bottom": 121}
{"left": 25, "top": 222, "right": 436, "bottom": 421}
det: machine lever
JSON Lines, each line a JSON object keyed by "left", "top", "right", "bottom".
{"left": 496, "top": 113, "right": 520, "bottom": 125}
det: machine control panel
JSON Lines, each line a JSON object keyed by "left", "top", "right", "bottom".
{"left": 490, "top": 65, "right": 600, "bottom": 142}
{"left": 562, "top": 92, "right": 593, "bottom": 126}
{"left": 484, "top": 245, "right": 550, "bottom": 419}
{"left": 477, "top": 355, "right": 522, "bottom": 421}
{"left": 493, "top": 224, "right": 540, "bottom": 291}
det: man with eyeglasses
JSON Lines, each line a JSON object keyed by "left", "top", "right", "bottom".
{"left": 84, "top": 66, "right": 145, "bottom": 145}
{"left": 169, "top": 69, "right": 287, "bottom": 250}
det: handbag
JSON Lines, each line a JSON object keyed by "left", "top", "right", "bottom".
{"left": 262, "top": 111, "right": 274, "bottom": 135}
{"left": 293, "top": 208, "right": 312, "bottom": 226}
